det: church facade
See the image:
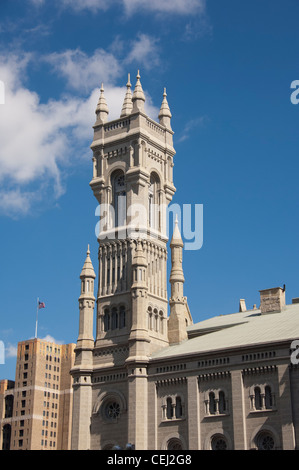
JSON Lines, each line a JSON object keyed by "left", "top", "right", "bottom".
{"left": 70, "top": 73, "right": 299, "bottom": 450}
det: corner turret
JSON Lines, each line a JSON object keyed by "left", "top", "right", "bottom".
{"left": 168, "top": 217, "right": 193, "bottom": 344}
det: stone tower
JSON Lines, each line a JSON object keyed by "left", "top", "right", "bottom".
{"left": 90, "top": 72, "right": 176, "bottom": 357}
{"left": 71, "top": 72, "right": 182, "bottom": 450}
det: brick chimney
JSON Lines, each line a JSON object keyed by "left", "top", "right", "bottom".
{"left": 259, "top": 286, "right": 286, "bottom": 314}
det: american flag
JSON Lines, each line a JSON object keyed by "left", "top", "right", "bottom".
{"left": 38, "top": 301, "right": 45, "bottom": 309}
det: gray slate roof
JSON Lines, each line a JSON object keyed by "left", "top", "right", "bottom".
{"left": 152, "top": 303, "right": 299, "bottom": 360}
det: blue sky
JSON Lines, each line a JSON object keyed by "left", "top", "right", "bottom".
{"left": 1, "top": 0, "right": 299, "bottom": 380}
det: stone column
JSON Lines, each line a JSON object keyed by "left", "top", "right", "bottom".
{"left": 187, "top": 376, "right": 200, "bottom": 449}
{"left": 231, "top": 370, "right": 247, "bottom": 449}
{"left": 277, "top": 363, "right": 295, "bottom": 449}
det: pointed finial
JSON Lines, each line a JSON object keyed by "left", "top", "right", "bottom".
{"left": 121, "top": 73, "right": 133, "bottom": 117}
{"left": 132, "top": 70, "right": 145, "bottom": 113}
{"left": 158, "top": 86, "right": 172, "bottom": 129}
{"left": 170, "top": 214, "right": 183, "bottom": 247}
{"left": 80, "top": 244, "right": 96, "bottom": 279}
{"left": 95, "top": 82, "right": 109, "bottom": 123}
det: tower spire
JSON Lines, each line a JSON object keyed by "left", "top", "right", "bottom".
{"left": 168, "top": 217, "right": 193, "bottom": 344}
{"left": 158, "top": 87, "right": 172, "bottom": 129}
{"left": 120, "top": 73, "right": 133, "bottom": 117}
{"left": 132, "top": 70, "right": 145, "bottom": 113}
{"left": 80, "top": 245, "right": 96, "bottom": 279}
{"left": 95, "top": 83, "right": 109, "bottom": 123}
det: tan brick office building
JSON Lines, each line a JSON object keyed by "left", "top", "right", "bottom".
{"left": 70, "top": 73, "right": 299, "bottom": 450}
{"left": 0, "top": 338, "right": 75, "bottom": 450}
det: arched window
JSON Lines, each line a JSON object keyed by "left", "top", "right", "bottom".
{"left": 256, "top": 431, "right": 275, "bottom": 450}
{"left": 211, "top": 434, "right": 228, "bottom": 450}
{"left": 219, "top": 391, "right": 226, "bottom": 414}
{"left": 111, "top": 307, "right": 118, "bottom": 330}
{"left": 209, "top": 392, "right": 216, "bottom": 415}
{"left": 265, "top": 386, "right": 272, "bottom": 409}
{"left": 159, "top": 311, "right": 164, "bottom": 334}
{"left": 155, "top": 313, "right": 159, "bottom": 332}
{"left": 148, "top": 173, "right": 160, "bottom": 230}
{"left": 103, "top": 309, "right": 110, "bottom": 332}
{"left": 119, "top": 306, "right": 126, "bottom": 329}
{"left": 254, "top": 387, "right": 262, "bottom": 410}
{"left": 175, "top": 397, "right": 182, "bottom": 419}
{"left": 166, "top": 397, "right": 173, "bottom": 419}
{"left": 112, "top": 171, "right": 126, "bottom": 227}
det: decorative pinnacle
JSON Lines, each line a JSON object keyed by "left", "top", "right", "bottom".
{"left": 158, "top": 86, "right": 172, "bottom": 123}
{"left": 120, "top": 73, "right": 133, "bottom": 117}
{"left": 132, "top": 70, "right": 145, "bottom": 112}
{"left": 95, "top": 82, "right": 109, "bottom": 121}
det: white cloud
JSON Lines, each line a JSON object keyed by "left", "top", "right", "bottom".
{"left": 125, "top": 34, "right": 160, "bottom": 70}
{"left": 59, "top": 0, "right": 109, "bottom": 12}
{"left": 0, "top": 50, "right": 159, "bottom": 218}
{"left": 27, "top": 0, "right": 45, "bottom": 5}
{"left": 45, "top": 34, "right": 160, "bottom": 92}
{"left": 122, "top": 0, "right": 205, "bottom": 15}
{"left": 0, "top": 54, "right": 90, "bottom": 217}
{"left": 27, "top": 0, "right": 205, "bottom": 15}
{"left": 177, "top": 116, "right": 209, "bottom": 143}
{"left": 0, "top": 189, "right": 36, "bottom": 217}
{"left": 5, "top": 343, "right": 18, "bottom": 358}
{"left": 41, "top": 335, "right": 64, "bottom": 344}
{"left": 45, "top": 48, "right": 122, "bottom": 93}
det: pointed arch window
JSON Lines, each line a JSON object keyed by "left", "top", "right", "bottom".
{"left": 175, "top": 397, "right": 182, "bottom": 419}
{"left": 209, "top": 392, "right": 216, "bottom": 415}
{"left": 254, "top": 387, "right": 262, "bottom": 410}
{"left": 112, "top": 171, "right": 126, "bottom": 228}
{"left": 166, "top": 397, "right": 173, "bottom": 420}
{"left": 111, "top": 307, "right": 118, "bottom": 330}
{"left": 148, "top": 173, "right": 160, "bottom": 230}
{"left": 219, "top": 391, "right": 226, "bottom": 414}
{"left": 119, "top": 306, "right": 126, "bottom": 329}
{"left": 102, "top": 306, "right": 126, "bottom": 332}
{"left": 103, "top": 309, "right": 110, "bottom": 332}
{"left": 265, "top": 386, "right": 273, "bottom": 409}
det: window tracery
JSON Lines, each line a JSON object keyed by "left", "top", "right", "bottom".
{"left": 204, "top": 389, "right": 228, "bottom": 416}
{"left": 250, "top": 384, "right": 275, "bottom": 411}
{"left": 102, "top": 305, "right": 126, "bottom": 332}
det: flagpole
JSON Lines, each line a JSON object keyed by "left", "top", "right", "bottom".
{"left": 35, "top": 297, "right": 39, "bottom": 339}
